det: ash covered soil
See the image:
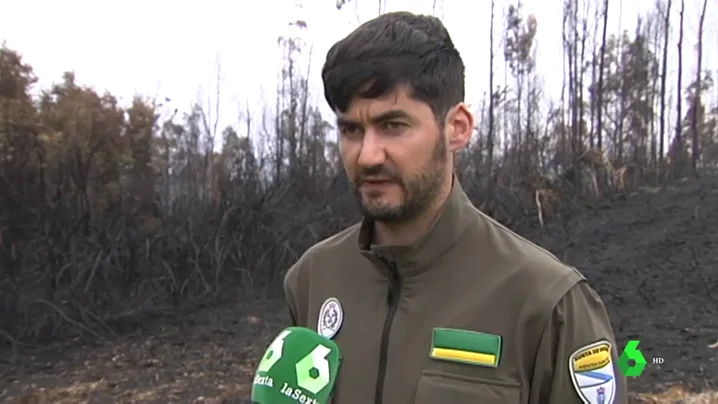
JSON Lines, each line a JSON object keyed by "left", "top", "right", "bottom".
{"left": 1, "top": 177, "right": 716, "bottom": 403}
{"left": 535, "top": 176, "right": 718, "bottom": 399}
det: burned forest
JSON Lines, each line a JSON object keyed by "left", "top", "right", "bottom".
{"left": 1, "top": 0, "right": 717, "bottom": 402}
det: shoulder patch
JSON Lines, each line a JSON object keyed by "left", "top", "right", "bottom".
{"left": 568, "top": 340, "right": 616, "bottom": 404}
{"left": 317, "top": 297, "right": 343, "bottom": 339}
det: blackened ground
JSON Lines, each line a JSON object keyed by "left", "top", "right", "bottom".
{"left": 0, "top": 177, "right": 716, "bottom": 403}
{"left": 532, "top": 176, "right": 718, "bottom": 394}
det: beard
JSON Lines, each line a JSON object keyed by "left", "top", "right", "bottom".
{"left": 352, "top": 134, "right": 447, "bottom": 223}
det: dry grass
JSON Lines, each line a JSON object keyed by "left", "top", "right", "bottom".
{"left": 632, "top": 387, "right": 718, "bottom": 403}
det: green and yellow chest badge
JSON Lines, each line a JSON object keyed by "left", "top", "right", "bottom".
{"left": 429, "top": 328, "right": 502, "bottom": 368}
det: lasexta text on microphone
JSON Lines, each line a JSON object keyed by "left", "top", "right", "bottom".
{"left": 251, "top": 327, "right": 342, "bottom": 404}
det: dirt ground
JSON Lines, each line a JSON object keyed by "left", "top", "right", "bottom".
{"left": 1, "top": 177, "right": 717, "bottom": 403}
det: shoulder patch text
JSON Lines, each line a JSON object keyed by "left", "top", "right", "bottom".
{"left": 568, "top": 340, "right": 616, "bottom": 404}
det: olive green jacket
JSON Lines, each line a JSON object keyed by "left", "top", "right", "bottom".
{"left": 284, "top": 179, "right": 627, "bottom": 404}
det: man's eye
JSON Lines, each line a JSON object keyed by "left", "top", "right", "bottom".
{"left": 383, "top": 121, "right": 405, "bottom": 131}
{"left": 339, "top": 126, "right": 360, "bottom": 136}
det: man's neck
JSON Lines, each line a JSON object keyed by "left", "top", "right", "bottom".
{"left": 373, "top": 175, "right": 453, "bottom": 246}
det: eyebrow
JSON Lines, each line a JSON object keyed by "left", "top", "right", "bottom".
{"left": 336, "top": 109, "right": 412, "bottom": 127}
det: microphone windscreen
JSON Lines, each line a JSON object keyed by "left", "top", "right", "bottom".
{"left": 251, "top": 327, "right": 342, "bottom": 404}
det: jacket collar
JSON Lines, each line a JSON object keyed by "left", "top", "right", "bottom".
{"left": 357, "top": 175, "right": 474, "bottom": 277}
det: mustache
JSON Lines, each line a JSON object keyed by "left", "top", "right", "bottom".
{"left": 356, "top": 165, "right": 399, "bottom": 182}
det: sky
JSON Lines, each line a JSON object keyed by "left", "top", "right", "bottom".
{"left": 1, "top": 0, "right": 716, "bottom": 137}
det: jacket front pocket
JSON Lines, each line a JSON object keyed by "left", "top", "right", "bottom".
{"left": 415, "top": 371, "right": 521, "bottom": 404}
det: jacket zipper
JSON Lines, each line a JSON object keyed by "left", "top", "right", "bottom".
{"left": 374, "top": 260, "right": 401, "bottom": 404}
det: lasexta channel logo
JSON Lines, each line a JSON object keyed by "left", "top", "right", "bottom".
{"left": 617, "top": 340, "right": 648, "bottom": 376}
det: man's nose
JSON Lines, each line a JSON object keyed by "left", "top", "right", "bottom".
{"left": 357, "top": 131, "right": 386, "bottom": 167}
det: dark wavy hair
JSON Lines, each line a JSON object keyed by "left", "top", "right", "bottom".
{"left": 321, "top": 11, "right": 465, "bottom": 121}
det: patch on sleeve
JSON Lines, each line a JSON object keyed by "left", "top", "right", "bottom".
{"left": 568, "top": 340, "right": 616, "bottom": 404}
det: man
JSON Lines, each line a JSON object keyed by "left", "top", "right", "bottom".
{"left": 283, "top": 11, "right": 627, "bottom": 404}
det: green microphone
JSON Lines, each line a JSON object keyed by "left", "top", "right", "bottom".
{"left": 251, "top": 327, "right": 342, "bottom": 404}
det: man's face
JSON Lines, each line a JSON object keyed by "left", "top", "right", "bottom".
{"left": 336, "top": 86, "right": 449, "bottom": 223}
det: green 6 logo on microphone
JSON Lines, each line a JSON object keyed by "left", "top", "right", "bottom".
{"left": 253, "top": 327, "right": 343, "bottom": 403}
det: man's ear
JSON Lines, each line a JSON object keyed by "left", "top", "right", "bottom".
{"left": 445, "top": 103, "right": 474, "bottom": 152}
